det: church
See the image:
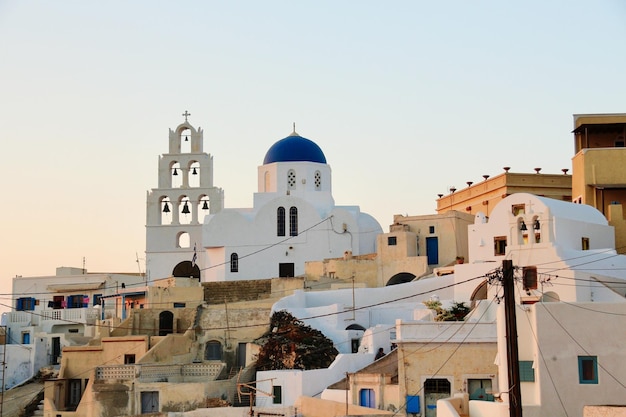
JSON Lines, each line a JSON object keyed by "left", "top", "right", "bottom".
{"left": 145, "top": 116, "right": 382, "bottom": 282}
{"left": 202, "top": 126, "right": 382, "bottom": 281}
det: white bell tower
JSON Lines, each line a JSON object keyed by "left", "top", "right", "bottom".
{"left": 145, "top": 111, "right": 224, "bottom": 282}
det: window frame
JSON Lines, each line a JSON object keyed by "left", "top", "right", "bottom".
{"left": 494, "top": 236, "right": 507, "bottom": 256}
{"left": 387, "top": 236, "right": 397, "bottom": 246}
{"left": 519, "top": 360, "right": 535, "bottom": 382}
{"left": 272, "top": 386, "right": 282, "bottom": 404}
{"left": 578, "top": 356, "right": 598, "bottom": 384}
{"left": 289, "top": 206, "right": 298, "bottom": 236}
{"left": 230, "top": 253, "right": 239, "bottom": 273}
{"left": 277, "top": 207, "right": 286, "bottom": 237}
{"left": 582, "top": 237, "right": 590, "bottom": 251}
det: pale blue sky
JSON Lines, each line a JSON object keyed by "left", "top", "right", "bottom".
{"left": 1, "top": 1, "right": 625, "bottom": 305}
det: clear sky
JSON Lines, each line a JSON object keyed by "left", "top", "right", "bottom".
{"left": 1, "top": 1, "right": 625, "bottom": 308}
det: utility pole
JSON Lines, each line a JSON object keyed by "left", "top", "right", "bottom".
{"left": 502, "top": 260, "right": 523, "bottom": 417}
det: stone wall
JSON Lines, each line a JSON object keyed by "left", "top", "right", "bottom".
{"left": 202, "top": 277, "right": 306, "bottom": 304}
{"left": 203, "top": 279, "right": 272, "bottom": 304}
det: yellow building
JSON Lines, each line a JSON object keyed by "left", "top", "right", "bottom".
{"left": 572, "top": 113, "right": 626, "bottom": 253}
{"left": 436, "top": 169, "right": 572, "bottom": 217}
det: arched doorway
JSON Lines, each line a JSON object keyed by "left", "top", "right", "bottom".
{"left": 346, "top": 324, "right": 366, "bottom": 353}
{"left": 172, "top": 261, "right": 200, "bottom": 279}
{"left": 386, "top": 272, "right": 416, "bottom": 286}
{"left": 470, "top": 279, "right": 488, "bottom": 308}
{"left": 159, "top": 311, "right": 174, "bottom": 336}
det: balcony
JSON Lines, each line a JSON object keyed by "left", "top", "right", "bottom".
{"left": 95, "top": 362, "right": 225, "bottom": 383}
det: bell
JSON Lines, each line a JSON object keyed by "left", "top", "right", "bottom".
{"left": 182, "top": 202, "right": 190, "bottom": 214}
{"left": 192, "top": 167, "right": 198, "bottom": 175}
{"left": 202, "top": 200, "right": 209, "bottom": 210}
{"left": 534, "top": 220, "right": 541, "bottom": 230}
{"left": 185, "top": 136, "right": 189, "bottom": 142}
{"left": 173, "top": 168, "right": 178, "bottom": 176}
{"left": 520, "top": 221, "right": 527, "bottom": 231}
{"left": 162, "top": 203, "right": 170, "bottom": 213}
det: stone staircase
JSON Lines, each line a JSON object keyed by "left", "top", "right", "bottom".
{"left": 32, "top": 400, "right": 44, "bottom": 417}
{"left": 229, "top": 365, "right": 256, "bottom": 408}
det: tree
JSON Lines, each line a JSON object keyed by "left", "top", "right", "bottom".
{"left": 255, "top": 310, "right": 338, "bottom": 371}
{"left": 423, "top": 300, "right": 470, "bottom": 322}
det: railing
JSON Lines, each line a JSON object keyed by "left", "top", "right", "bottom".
{"left": 6, "top": 311, "right": 32, "bottom": 325}
{"left": 96, "top": 362, "right": 225, "bottom": 383}
{"left": 40, "top": 308, "right": 100, "bottom": 325}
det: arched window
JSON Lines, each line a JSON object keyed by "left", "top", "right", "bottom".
{"left": 205, "top": 341, "right": 223, "bottom": 360}
{"left": 161, "top": 196, "right": 172, "bottom": 225}
{"left": 171, "top": 162, "right": 182, "bottom": 188}
{"left": 180, "top": 128, "right": 191, "bottom": 153}
{"left": 314, "top": 171, "right": 321, "bottom": 191}
{"left": 289, "top": 206, "right": 298, "bottom": 236}
{"left": 230, "top": 253, "right": 239, "bottom": 273}
{"left": 287, "top": 169, "right": 296, "bottom": 190}
{"left": 277, "top": 207, "right": 286, "bottom": 236}
{"left": 177, "top": 231, "right": 190, "bottom": 248}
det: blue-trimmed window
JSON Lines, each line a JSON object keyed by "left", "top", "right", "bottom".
{"left": 16, "top": 297, "right": 36, "bottom": 311}
{"left": 93, "top": 293, "right": 103, "bottom": 307}
{"left": 519, "top": 361, "right": 535, "bottom": 382}
{"left": 578, "top": 356, "right": 598, "bottom": 384}
{"left": 67, "top": 294, "right": 87, "bottom": 308}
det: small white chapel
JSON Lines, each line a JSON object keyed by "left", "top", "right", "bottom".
{"left": 202, "top": 126, "right": 382, "bottom": 281}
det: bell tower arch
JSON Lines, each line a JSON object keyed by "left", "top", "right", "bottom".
{"left": 145, "top": 111, "right": 224, "bottom": 282}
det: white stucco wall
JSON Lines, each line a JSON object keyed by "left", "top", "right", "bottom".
{"left": 256, "top": 353, "right": 376, "bottom": 408}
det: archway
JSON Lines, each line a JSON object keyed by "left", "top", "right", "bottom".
{"left": 470, "top": 279, "right": 488, "bottom": 308}
{"left": 386, "top": 272, "right": 416, "bottom": 286}
{"left": 172, "top": 261, "right": 200, "bottom": 279}
{"left": 159, "top": 311, "right": 174, "bottom": 336}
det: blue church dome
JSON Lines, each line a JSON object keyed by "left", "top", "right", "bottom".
{"left": 263, "top": 131, "right": 327, "bottom": 165}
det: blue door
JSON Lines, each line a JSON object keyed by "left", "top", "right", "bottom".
{"left": 359, "top": 389, "right": 375, "bottom": 408}
{"left": 426, "top": 237, "right": 439, "bottom": 265}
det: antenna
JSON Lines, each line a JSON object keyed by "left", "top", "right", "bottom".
{"left": 136, "top": 252, "right": 146, "bottom": 284}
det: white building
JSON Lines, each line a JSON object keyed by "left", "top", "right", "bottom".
{"left": 256, "top": 193, "right": 626, "bottom": 415}
{"left": 202, "top": 128, "right": 382, "bottom": 281}
{"left": 145, "top": 114, "right": 224, "bottom": 282}
{"left": 441, "top": 193, "right": 626, "bottom": 417}
{"left": 1, "top": 267, "right": 144, "bottom": 390}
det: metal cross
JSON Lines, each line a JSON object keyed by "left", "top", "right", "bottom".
{"left": 182, "top": 110, "right": 191, "bottom": 122}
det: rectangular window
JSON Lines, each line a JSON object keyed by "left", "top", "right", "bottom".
{"left": 16, "top": 297, "right": 36, "bottom": 311}
{"left": 519, "top": 361, "right": 535, "bottom": 382}
{"left": 512, "top": 204, "right": 525, "bottom": 216}
{"left": 125, "top": 354, "right": 136, "bottom": 364}
{"left": 67, "top": 295, "right": 85, "bottom": 309}
{"left": 93, "top": 294, "right": 102, "bottom": 307}
{"left": 272, "top": 386, "right": 282, "bottom": 404}
{"left": 578, "top": 356, "right": 598, "bottom": 384}
{"left": 173, "top": 302, "right": 186, "bottom": 308}
{"left": 429, "top": 226, "right": 435, "bottom": 234}
{"left": 494, "top": 236, "right": 507, "bottom": 256}
{"left": 279, "top": 263, "right": 295, "bottom": 278}
{"left": 67, "top": 379, "right": 82, "bottom": 410}
{"left": 387, "top": 236, "right": 397, "bottom": 246}
{"left": 582, "top": 237, "right": 590, "bottom": 251}
{"left": 523, "top": 266, "right": 538, "bottom": 290}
